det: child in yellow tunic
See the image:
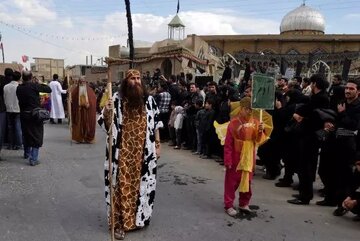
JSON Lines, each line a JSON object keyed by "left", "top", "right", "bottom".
{"left": 223, "top": 97, "right": 272, "bottom": 216}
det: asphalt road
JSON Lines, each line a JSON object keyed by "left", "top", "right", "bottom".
{"left": 0, "top": 122, "right": 359, "bottom": 241}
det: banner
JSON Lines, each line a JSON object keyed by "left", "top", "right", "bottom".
{"left": 251, "top": 73, "right": 275, "bottom": 110}
{"left": 342, "top": 58, "right": 352, "bottom": 81}
{"left": 295, "top": 60, "right": 304, "bottom": 77}
{"left": 307, "top": 53, "right": 314, "bottom": 68}
{"left": 280, "top": 57, "right": 288, "bottom": 75}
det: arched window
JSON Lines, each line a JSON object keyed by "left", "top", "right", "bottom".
{"left": 286, "top": 49, "right": 300, "bottom": 55}
{"left": 209, "top": 45, "right": 222, "bottom": 57}
{"left": 311, "top": 48, "right": 328, "bottom": 54}
{"left": 261, "top": 49, "right": 275, "bottom": 55}
{"left": 237, "top": 49, "right": 250, "bottom": 54}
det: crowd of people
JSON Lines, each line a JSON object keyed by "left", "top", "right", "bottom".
{"left": 0, "top": 69, "right": 97, "bottom": 165}
{"left": 142, "top": 63, "right": 360, "bottom": 223}
{"left": 1, "top": 62, "right": 359, "bottom": 240}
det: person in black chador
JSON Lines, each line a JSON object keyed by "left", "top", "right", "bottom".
{"left": 287, "top": 74, "right": 329, "bottom": 205}
{"left": 275, "top": 89, "right": 309, "bottom": 187}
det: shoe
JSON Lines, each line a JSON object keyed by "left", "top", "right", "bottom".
{"left": 316, "top": 200, "right": 337, "bottom": 207}
{"left": 239, "top": 205, "right": 253, "bottom": 213}
{"left": 333, "top": 206, "right": 348, "bottom": 216}
{"left": 168, "top": 143, "right": 176, "bottom": 147}
{"left": 275, "top": 181, "right": 292, "bottom": 187}
{"left": 287, "top": 199, "right": 310, "bottom": 205}
{"left": 262, "top": 173, "right": 276, "bottom": 180}
{"left": 174, "top": 146, "right": 181, "bottom": 150}
{"left": 114, "top": 229, "right": 125, "bottom": 240}
{"left": 201, "top": 155, "right": 212, "bottom": 159}
{"left": 225, "top": 207, "right": 238, "bottom": 217}
{"left": 29, "top": 161, "right": 40, "bottom": 166}
{"left": 193, "top": 152, "right": 201, "bottom": 155}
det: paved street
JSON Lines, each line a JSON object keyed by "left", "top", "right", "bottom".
{"left": 0, "top": 123, "right": 359, "bottom": 241}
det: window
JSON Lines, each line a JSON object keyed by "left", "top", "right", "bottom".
{"left": 81, "top": 66, "right": 86, "bottom": 75}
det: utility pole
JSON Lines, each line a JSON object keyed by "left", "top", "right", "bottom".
{"left": 0, "top": 32, "right": 5, "bottom": 63}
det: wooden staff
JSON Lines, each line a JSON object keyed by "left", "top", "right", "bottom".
{"left": 66, "top": 72, "right": 73, "bottom": 145}
{"left": 107, "top": 66, "right": 115, "bottom": 241}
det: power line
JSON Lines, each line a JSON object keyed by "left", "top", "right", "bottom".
{"left": 1, "top": 21, "right": 106, "bottom": 57}
{"left": 0, "top": 20, "right": 127, "bottom": 41}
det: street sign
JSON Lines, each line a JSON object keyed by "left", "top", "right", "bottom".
{"left": 251, "top": 73, "right": 275, "bottom": 110}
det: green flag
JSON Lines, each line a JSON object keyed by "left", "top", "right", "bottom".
{"left": 251, "top": 74, "right": 275, "bottom": 110}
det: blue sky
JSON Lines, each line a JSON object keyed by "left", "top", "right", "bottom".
{"left": 0, "top": 0, "right": 359, "bottom": 66}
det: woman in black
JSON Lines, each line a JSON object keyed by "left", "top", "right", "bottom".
{"left": 16, "top": 71, "right": 52, "bottom": 166}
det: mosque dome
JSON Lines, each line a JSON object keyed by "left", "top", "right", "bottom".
{"left": 280, "top": 4, "right": 325, "bottom": 35}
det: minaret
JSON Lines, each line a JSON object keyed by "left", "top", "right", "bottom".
{"left": 168, "top": 0, "right": 185, "bottom": 40}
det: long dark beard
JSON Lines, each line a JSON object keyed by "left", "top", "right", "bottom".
{"left": 120, "top": 80, "right": 145, "bottom": 109}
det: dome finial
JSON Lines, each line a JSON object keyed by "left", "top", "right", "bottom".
{"left": 302, "top": 0, "right": 306, "bottom": 6}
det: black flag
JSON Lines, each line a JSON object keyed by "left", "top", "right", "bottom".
{"left": 342, "top": 58, "right": 352, "bottom": 82}
{"left": 295, "top": 60, "right": 304, "bottom": 77}
{"left": 318, "top": 62, "right": 326, "bottom": 77}
{"left": 280, "top": 57, "right": 288, "bottom": 75}
{"left": 307, "top": 53, "right": 314, "bottom": 68}
{"left": 177, "top": 0, "right": 180, "bottom": 13}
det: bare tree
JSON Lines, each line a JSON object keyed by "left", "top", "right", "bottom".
{"left": 124, "top": 0, "right": 134, "bottom": 68}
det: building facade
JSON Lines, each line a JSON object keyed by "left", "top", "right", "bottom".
{"left": 31, "top": 57, "right": 64, "bottom": 81}
{"left": 67, "top": 65, "right": 108, "bottom": 84}
{"left": 107, "top": 4, "right": 360, "bottom": 83}
{"left": 0, "top": 63, "right": 23, "bottom": 75}
{"left": 200, "top": 4, "right": 360, "bottom": 78}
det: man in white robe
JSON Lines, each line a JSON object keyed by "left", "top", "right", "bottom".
{"left": 49, "top": 74, "right": 67, "bottom": 124}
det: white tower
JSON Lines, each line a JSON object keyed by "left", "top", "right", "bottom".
{"left": 168, "top": 14, "right": 185, "bottom": 40}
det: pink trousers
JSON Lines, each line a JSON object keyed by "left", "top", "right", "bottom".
{"left": 224, "top": 167, "right": 253, "bottom": 209}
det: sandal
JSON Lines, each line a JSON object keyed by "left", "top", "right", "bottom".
{"left": 239, "top": 205, "right": 253, "bottom": 214}
{"left": 114, "top": 229, "right": 125, "bottom": 240}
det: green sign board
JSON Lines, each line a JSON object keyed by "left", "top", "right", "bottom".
{"left": 251, "top": 74, "right": 275, "bottom": 110}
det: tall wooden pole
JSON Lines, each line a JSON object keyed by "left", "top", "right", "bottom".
{"left": 66, "top": 72, "right": 72, "bottom": 145}
{"left": 0, "top": 33, "right": 5, "bottom": 63}
{"left": 107, "top": 66, "right": 115, "bottom": 241}
{"left": 125, "top": 0, "right": 134, "bottom": 68}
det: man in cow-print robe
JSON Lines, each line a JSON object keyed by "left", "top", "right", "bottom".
{"left": 98, "top": 69, "right": 163, "bottom": 240}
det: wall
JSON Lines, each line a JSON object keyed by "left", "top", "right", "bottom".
{"left": 33, "top": 58, "right": 64, "bottom": 80}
